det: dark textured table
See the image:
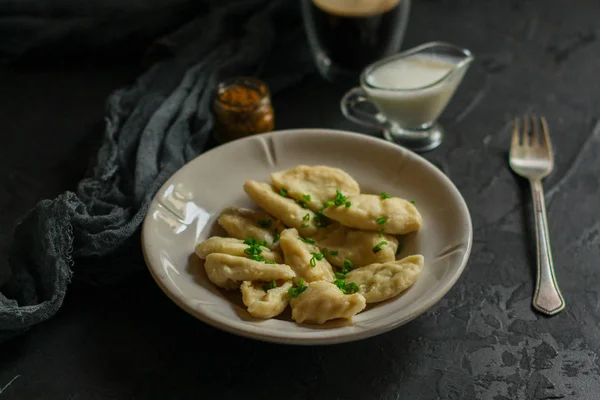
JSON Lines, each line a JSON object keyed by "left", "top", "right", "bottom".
{"left": 2, "top": 1, "right": 600, "bottom": 399}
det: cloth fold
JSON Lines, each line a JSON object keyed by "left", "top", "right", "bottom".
{"left": 0, "top": 0, "right": 314, "bottom": 342}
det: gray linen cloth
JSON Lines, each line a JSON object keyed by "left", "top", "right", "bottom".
{"left": 0, "top": 0, "right": 314, "bottom": 342}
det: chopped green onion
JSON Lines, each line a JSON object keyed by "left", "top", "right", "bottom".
{"left": 335, "top": 272, "right": 346, "bottom": 279}
{"left": 301, "top": 223, "right": 309, "bottom": 228}
{"left": 333, "top": 190, "right": 348, "bottom": 206}
{"left": 396, "top": 243, "right": 403, "bottom": 255}
{"left": 321, "top": 248, "right": 329, "bottom": 256}
{"left": 333, "top": 279, "right": 347, "bottom": 293}
{"left": 264, "top": 260, "right": 277, "bottom": 264}
{"left": 379, "top": 228, "right": 384, "bottom": 238}
{"left": 309, "top": 252, "right": 324, "bottom": 268}
{"left": 410, "top": 200, "right": 415, "bottom": 204}
{"left": 243, "top": 238, "right": 268, "bottom": 247}
{"left": 373, "top": 241, "right": 388, "bottom": 253}
{"left": 376, "top": 217, "right": 388, "bottom": 225}
{"left": 345, "top": 282, "right": 359, "bottom": 294}
{"left": 288, "top": 278, "right": 307, "bottom": 297}
{"left": 296, "top": 199, "right": 308, "bottom": 209}
{"left": 313, "top": 211, "right": 330, "bottom": 228}
{"left": 380, "top": 192, "right": 391, "bottom": 200}
{"left": 298, "top": 237, "right": 316, "bottom": 245}
{"left": 279, "top": 188, "right": 288, "bottom": 197}
{"left": 258, "top": 219, "right": 272, "bottom": 228}
{"left": 333, "top": 279, "right": 359, "bottom": 294}
{"left": 302, "top": 213, "right": 310, "bottom": 221}
{"left": 341, "top": 259, "right": 354, "bottom": 274}
{"left": 330, "top": 250, "right": 339, "bottom": 256}
{"left": 302, "top": 194, "right": 312, "bottom": 202}
{"left": 323, "top": 200, "right": 334, "bottom": 208}
{"left": 345, "top": 201, "right": 351, "bottom": 208}
{"left": 262, "top": 280, "right": 277, "bottom": 291}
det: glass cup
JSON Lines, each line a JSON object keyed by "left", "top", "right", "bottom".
{"left": 341, "top": 42, "right": 474, "bottom": 152}
{"left": 301, "top": 0, "right": 411, "bottom": 85}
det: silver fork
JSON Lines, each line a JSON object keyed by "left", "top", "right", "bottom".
{"left": 509, "top": 115, "right": 565, "bottom": 315}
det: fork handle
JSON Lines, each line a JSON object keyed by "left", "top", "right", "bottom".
{"left": 530, "top": 179, "right": 565, "bottom": 315}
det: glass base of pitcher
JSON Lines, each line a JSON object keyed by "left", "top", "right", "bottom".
{"left": 382, "top": 123, "right": 444, "bottom": 152}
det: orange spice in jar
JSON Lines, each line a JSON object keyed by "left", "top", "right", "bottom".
{"left": 212, "top": 77, "right": 275, "bottom": 143}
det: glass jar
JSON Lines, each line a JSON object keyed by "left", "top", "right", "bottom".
{"left": 212, "top": 77, "right": 275, "bottom": 143}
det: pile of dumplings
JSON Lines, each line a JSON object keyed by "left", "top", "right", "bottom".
{"left": 194, "top": 165, "right": 424, "bottom": 325}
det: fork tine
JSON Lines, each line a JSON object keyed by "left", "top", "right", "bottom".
{"left": 523, "top": 116, "right": 530, "bottom": 147}
{"left": 540, "top": 116, "right": 553, "bottom": 153}
{"left": 531, "top": 114, "right": 539, "bottom": 147}
{"left": 512, "top": 117, "right": 521, "bottom": 148}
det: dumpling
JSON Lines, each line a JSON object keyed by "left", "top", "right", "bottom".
{"left": 270, "top": 165, "right": 360, "bottom": 212}
{"left": 204, "top": 253, "right": 295, "bottom": 290}
{"left": 314, "top": 223, "right": 398, "bottom": 268}
{"left": 345, "top": 255, "right": 423, "bottom": 303}
{"left": 195, "top": 237, "right": 283, "bottom": 263}
{"left": 217, "top": 207, "right": 282, "bottom": 247}
{"left": 279, "top": 228, "right": 335, "bottom": 283}
{"left": 243, "top": 180, "right": 319, "bottom": 237}
{"left": 240, "top": 280, "right": 293, "bottom": 319}
{"left": 289, "top": 281, "right": 366, "bottom": 324}
{"left": 322, "top": 194, "right": 422, "bottom": 235}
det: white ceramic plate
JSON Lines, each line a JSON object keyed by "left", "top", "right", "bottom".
{"left": 142, "top": 129, "right": 472, "bottom": 345}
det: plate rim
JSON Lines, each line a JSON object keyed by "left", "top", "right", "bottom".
{"left": 141, "top": 128, "right": 473, "bottom": 345}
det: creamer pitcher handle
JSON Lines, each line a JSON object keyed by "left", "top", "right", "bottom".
{"left": 340, "top": 87, "right": 387, "bottom": 129}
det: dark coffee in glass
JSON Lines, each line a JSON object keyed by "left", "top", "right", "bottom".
{"left": 302, "top": 0, "right": 411, "bottom": 84}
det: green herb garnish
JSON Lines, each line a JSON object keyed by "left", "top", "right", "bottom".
{"left": 279, "top": 188, "right": 288, "bottom": 197}
{"left": 262, "top": 280, "right": 277, "bottom": 291}
{"left": 345, "top": 282, "right": 359, "bottom": 294}
{"left": 273, "top": 231, "right": 280, "bottom": 243}
{"left": 410, "top": 200, "right": 415, "bottom": 204}
{"left": 333, "top": 190, "right": 348, "bottom": 206}
{"left": 264, "top": 260, "right": 277, "bottom": 264}
{"left": 323, "top": 200, "right": 334, "bottom": 208}
{"left": 313, "top": 211, "right": 330, "bottom": 228}
{"left": 334, "top": 272, "right": 346, "bottom": 279}
{"left": 288, "top": 278, "right": 308, "bottom": 297}
{"left": 380, "top": 192, "right": 391, "bottom": 200}
{"left": 333, "top": 279, "right": 359, "bottom": 294}
{"left": 376, "top": 217, "right": 388, "bottom": 225}
{"left": 321, "top": 248, "right": 329, "bottom": 256}
{"left": 303, "top": 213, "right": 310, "bottom": 221}
{"left": 345, "top": 201, "right": 351, "bottom": 208}
{"left": 243, "top": 238, "right": 268, "bottom": 247}
{"left": 341, "top": 259, "right": 354, "bottom": 274}
{"left": 296, "top": 199, "right": 308, "bottom": 209}
{"left": 302, "top": 194, "right": 312, "bottom": 202}
{"left": 244, "top": 238, "right": 268, "bottom": 262}
{"left": 330, "top": 250, "right": 339, "bottom": 256}
{"left": 395, "top": 243, "right": 403, "bottom": 255}
{"left": 298, "top": 237, "right": 316, "bottom": 245}
{"left": 379, "top": 228, "right": 384, "bottom": 238}
{"left": 373, "top": 241, "right": 388, "bottom": 253}
{"left": 309, "top": 252, "right": 324, "bottom": 268}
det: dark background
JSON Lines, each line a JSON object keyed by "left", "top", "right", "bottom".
{"left": 1, "top": 0, "right": 600, "bottom": 399}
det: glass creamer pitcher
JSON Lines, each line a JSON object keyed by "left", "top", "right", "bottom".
{"left": 341, "top": 42, "right": 474, "bottom": 151}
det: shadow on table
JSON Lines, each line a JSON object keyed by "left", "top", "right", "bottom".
{"left": 0, "top": 269, "right": 429, "bottom": 400}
